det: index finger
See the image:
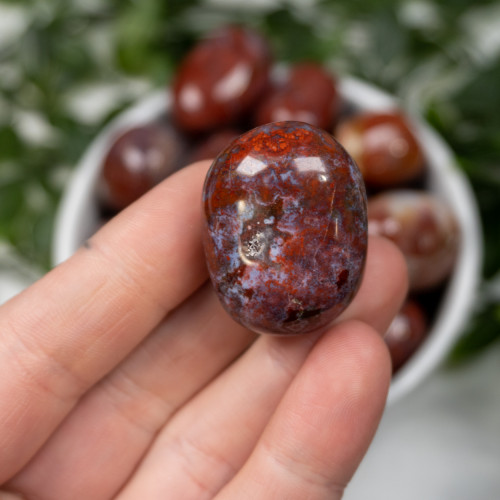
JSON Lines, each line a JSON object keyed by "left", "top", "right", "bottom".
{"left": 0, "top": 160, "right": 211, "bottom": 482}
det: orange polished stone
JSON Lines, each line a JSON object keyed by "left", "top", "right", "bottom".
{"left": 335, "top": 112, "right": 425, "bottom": 188}
{"left": 368, "top": 190, "right": 459, "bottom": 291}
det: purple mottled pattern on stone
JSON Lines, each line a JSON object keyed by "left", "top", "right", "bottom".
{"left": 202, "top": 121, "right": 368, "bottom": 335}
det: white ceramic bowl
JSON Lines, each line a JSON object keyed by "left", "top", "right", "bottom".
{"left": 52, "top": 77, "right": 482, "bottom": 406}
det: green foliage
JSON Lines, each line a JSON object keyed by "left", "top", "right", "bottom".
{"left": 449, "top": 301, "right": 500, "bottom": 365}
{"left": 261, "top": 8, "right": 334, "bottom": 63}
{"left": 426, "top": 61, "right": 500, "bottom": 283}
{"left": 0, "top": 0, "right": 499, "bottom": 358}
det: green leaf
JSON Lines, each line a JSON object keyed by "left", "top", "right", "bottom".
{"left": 0, "top": 126, "right": 23, "bottom": 160}
{"left": 0, "top": 181, "right": 24, "bottom": 223}
{"left": 260, "top": 8, "right": 323, "bottom": 63}
{"left": 449, "top": 301, "right": 500, "bottom": 365}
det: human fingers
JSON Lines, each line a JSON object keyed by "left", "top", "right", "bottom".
{"left": 8, "top": 284, "right": 254, "bottom": 500}
{"left": 6, "top": 201, "right": 406, "bottom": 499}
{"left": 115, "top": 236, "right": 405, "bottom": 499}
{"left": 0, "top": 160, "right": 210, "bottom": 482}
{"left": 336, "top": 235, "right": 408, "bottom": 333}
{"left": 216, "top": 321, "right": 390, "bottom": 500}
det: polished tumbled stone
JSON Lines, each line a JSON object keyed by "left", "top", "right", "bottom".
{"left": 173, "top": 26, "right": 271, "bottom": 133}
{"left": 255, "top": 63, "right": 338, "bottom": 131}
{"left": 202, "top": 121, "right": 368, "bottom": 335}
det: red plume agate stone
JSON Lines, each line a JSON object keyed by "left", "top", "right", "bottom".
{"left": 202, "top": 121, "right": 368, "bottom": 335}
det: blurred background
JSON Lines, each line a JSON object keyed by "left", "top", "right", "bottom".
{"left": 0, "top": 0, "right": 499, "bottom": 498}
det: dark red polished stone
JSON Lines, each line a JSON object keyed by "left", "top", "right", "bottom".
{"left": 190, "top": 129, "right": 241, "bottom": 163}
{"left": 255, "top": 63, "right": 338, "bottom": 130}
{"left": 202, "top": 121, "right": 367, "bottom": 335}
{"left": 173, "top": 26, "right": 271, "bottom": 133}
{"left": 384, "top": 299, "right": 427, "bottom": 373}
{"left": 368, "top": 190, "right": 459, "bottom": 291}
{"left": 335, "top": 112, "right": 425, "bottom": 188}
{"left": 100, "top": 122, "right": 185, "bottom": 211}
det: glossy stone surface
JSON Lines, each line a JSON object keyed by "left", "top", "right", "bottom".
{"left": 255, "top": 63, "right": 338, "bottom": 130}
{"left": 368, "top": 190, "right": 459, "bottom": 291}
{"left": 335, "top": 112, "right": 425, "bottom": 188}
{"left": 173, "top": 26, "right": 271, "bottom": 133}
{"left": 202, "top": 121, "right": 367, "bottom": 335}
{"left": 100, "top": 122, "right": 185, "bottom": 211}
{"left": 384, "top": 299, "right": 427, "bottom": 373}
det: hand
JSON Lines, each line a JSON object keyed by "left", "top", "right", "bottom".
{"left": 0, "top": 161, "right": 407, "bottom": 500}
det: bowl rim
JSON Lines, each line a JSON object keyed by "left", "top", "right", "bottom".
{"left": 52, "top": 76, "right": 483, "bottom": 406}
